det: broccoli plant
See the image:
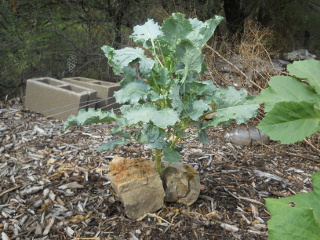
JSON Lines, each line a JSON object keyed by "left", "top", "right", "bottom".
{"left": 64, "top": 13, "right": 259, "bottom": 172}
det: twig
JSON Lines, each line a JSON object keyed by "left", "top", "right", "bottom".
{"left": 304, "top": 139, "right": 320, "bottom": 155}
{"left": 0, "top": 185, "right": 21, "bottom": 197}
{"left": 261, "top": 142, "right": 320, "bottom": 162}
{"left": 205, "top": 44, "right": 263, "bottom": 91}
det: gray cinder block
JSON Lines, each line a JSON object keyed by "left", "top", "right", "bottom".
{"left": 25, "top": 77, "right": 97, "bottom": 120}
{"left": 62, "top": 77, "right": 121, "bottom": 111}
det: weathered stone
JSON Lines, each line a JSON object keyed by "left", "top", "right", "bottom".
{"left": 108, "top": 157, "right": 165, "bottom": 219}
{"left": 161, "top": 162, "right": 200, "bottom": 205}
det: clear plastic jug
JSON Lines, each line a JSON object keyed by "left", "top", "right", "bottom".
{"left": 224, "top": 126, "right": 270, "bottom": 145}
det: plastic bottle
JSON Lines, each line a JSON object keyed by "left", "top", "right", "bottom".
{"left": 224, "top": 126, "right": 270, "bottom": 145}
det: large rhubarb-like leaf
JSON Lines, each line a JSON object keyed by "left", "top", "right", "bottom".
{"left": 266, "top": 172, "right": 320, "bottom": 240}
{"left": 287, "top": 59, "right": 320, "bottom": 94}
{"left": 257, "top": 101, "right": 320, "bottom": 144}
{"left": 254, "top": 76, "right": 320, "bottom": 112}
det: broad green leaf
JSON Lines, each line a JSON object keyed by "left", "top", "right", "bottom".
{"left": 206, "top": 87, "right": 259, "bottom": 126}
{"left": 175, "top": 39, "right": 203, "bottom": 77}
{"left": 198, "top": 129, "right": 209, "bottom": 144}
{"left": 102, "top": 46, "right": 154, "bottom": 75}
{"left": 123, "top": 105, "right": 179, "bottom": 128}
{"left": 115, "top": 47, "right": 155, "bottom": 74}
{"left": 189, "top": 100, "right": 211, "bottom": 121}
{"left": 188, "top": 16, "right": 224, "bottom": 48}
{"left": 169, "top": 83, "right": 183, "bottom": 113}
{"left": 114, "top": 80, "right": 150, "bottom": 104}
{"left": 266, "top": 172, "right": 320, "bottom": 240}
{"left": 161, "top": 13, "right": 193, "bottom": 48}
{"left": 287, "top": 59, "right": 320, "bottom": 94}
{"left": 257, "top": 101, "right": 320, "bottom": 144}
{"left": 131, "top": 18, "right": 162, "bottom": 48}
{"left": 253, "top": 76, "right": 320, "bottom": 112}
{"left": 119, "top": 73, "right": 136, "bottom": 86}
{"left": 163, "top": 147, "right": 180, "bottom": 163}
{"left": 64, "top": 108, "right": 115, "bottom": 130}
{"left": 101, "top": 45, "right": 122, "bottom": 75}
{"left": 109, "top": 127, "right": 131, "bottom": 139}
{"left": 139, "top": 124, "right": 167, "bottom": 149}
{"left": 157, "top": 67, "right": 171, "bottom": 87}
{"left": 185, "top": 80, "right": 217, "bottom": 96}
{"left": 97, "top": 138, "right": 129, "bottom": 152}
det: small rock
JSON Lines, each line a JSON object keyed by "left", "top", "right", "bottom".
{"left": 161, "top": 162, "right": 200, "bottom": 205}
{"left": 108, "top": 157, "right": 165, "bottom": 219}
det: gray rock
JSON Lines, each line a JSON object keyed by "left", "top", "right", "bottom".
{"left": 108, "top": 157, "right": 165, "bottom": 219}
{"left": 161, "top": 162, "right": 200, "bottom": 205}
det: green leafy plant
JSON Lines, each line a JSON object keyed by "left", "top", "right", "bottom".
{"left": 64, "top": 13, "right": 259, "bottom": 172}
{"left": 265, "top": 172, "right": 320, "bottom": 240}
{"left": 254, "top": 59, "right": 320, "bottom": 144}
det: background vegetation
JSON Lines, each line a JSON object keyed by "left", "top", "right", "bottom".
{"left": 1, "top": 0, "right": 319, "bottom": 100}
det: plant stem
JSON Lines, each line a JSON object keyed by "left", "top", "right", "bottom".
{"left": 153, "top": 148, "right": 163, "bottom": 173}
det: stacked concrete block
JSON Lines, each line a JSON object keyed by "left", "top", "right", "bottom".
{"left": 62, "top": 77, "right": 121, "bottom": 111}
{"left": 25, "top": 77, "right": 97, "bottom": 121}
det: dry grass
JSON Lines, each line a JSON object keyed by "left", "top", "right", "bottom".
{"left": 204, "top": 18, "right": 285, "bottom": 93}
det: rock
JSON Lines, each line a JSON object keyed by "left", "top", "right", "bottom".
{"left": 161, "top": 162, "right": 200, "bottom": 205}
{"left": 108, "top": 156, "right": 165, "bottom": 220}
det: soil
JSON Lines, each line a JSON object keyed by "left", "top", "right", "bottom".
{"left": 1, "top": 98, "right": 319, "bottom": 240}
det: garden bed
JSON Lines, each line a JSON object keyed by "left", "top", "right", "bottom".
{"left": 1, "top": 98, "right": 319, "bottom": 239}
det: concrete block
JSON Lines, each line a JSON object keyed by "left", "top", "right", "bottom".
{"left": 25, "top": 77, "right": 97, "bottom": 120}
{"left": 62, "top": 77, "right": 121, "bottom": 111}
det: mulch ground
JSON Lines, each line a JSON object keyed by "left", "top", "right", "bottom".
{"left": 1, "top": 98, "right": 319, "bottom": 240}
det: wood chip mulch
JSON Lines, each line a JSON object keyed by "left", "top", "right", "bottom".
{"left": 1, "top": 98, "right": 319, "bottom": 240}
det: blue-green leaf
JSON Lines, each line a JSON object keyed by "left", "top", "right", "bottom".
{"left": 97, "top": 138, "right": 129, "bottom": 151}
{"left": 114, "top": 80, "right": 150, "bottom": 104}
{"left": 163, "top": 147, "right": 180, "bottom": 163}
{"left": 189, "top": 100, "right": 211, "bottom": 121}
{"left": 188, "top": 16, "right": 224, "bottom": 48}
{"left": 157, "top": 68, "right": 171, "bottom": 87}
{"left": 131, "top": 19, "right": 162, "bottom": 48}
{"left": 169, "top": 83, "right": 183, "bottom": 113}
{"left": 175, "top": 39, "right": 203, "bottom": 77}
{"left": 139, "top": 124, "right": 167, "bottom": 149}
{"left": 109, "top": 127, "right": 131, "bottom": 139}
{"left": 198, "top": 129, "right": 209, "bottom": 144}
{"left": 64, "top": 108, "right": 115, "bottom": 130}
{"left": 162, "top": 13, "right": 193, "bottom": 48}
{"left": 101, "top": 45, "right": 122, "bottom": 75}
{"left": 102, "top": 46, "right": 154, "bottom": 75}
{"left": 207, "top": 87, "right": 259, "bottom": 126}
{"left": 123, "top": 105, "right": 179, "bottom": 128}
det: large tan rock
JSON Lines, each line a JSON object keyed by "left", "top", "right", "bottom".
{"left": 108, "top": 157, "right": 165, "bottom": 219}
{"left": 161, "top": 162, "right": 200, "bottom": 205}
